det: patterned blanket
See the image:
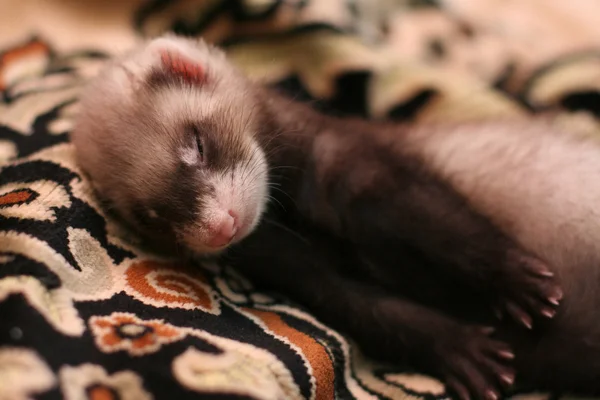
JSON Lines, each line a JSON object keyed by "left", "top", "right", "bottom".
{"left": 1, "top": 1, "right": 600, "bottom": 399}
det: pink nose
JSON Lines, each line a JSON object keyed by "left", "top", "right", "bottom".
{"left": 206, "top": 210, "right": 239, "bottom": 248}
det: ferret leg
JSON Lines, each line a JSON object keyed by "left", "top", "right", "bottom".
{"left": 368, "top": 182, "right": 560, "bottom": 329}
{"left": 301, "top": 139, "right": 562, "bottom": 329}
{"left": 225, "top": 218, "right": 515, "bottom": 400}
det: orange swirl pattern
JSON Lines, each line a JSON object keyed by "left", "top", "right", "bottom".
{"left": 244, "top": 308, "right": 335, "bottom": 400}
{"left": 125, "top": 260, "right": 218, "bottom": 312}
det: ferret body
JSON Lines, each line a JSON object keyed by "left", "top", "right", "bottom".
{"left": 71, "top": 35, "right": 600, "bottom": 399}
{"left": 403, "top": 119, "right": 600, "bottom": 393}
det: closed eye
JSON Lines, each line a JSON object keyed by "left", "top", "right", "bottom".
{"left": 191, "top": 125, "right": 205, "bottom": 164}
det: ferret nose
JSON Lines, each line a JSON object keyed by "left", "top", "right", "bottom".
{"left": 206, "top": 210, "right": 239, "bottom": 248}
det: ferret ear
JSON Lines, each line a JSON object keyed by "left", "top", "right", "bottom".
{"left": 159, "top": 49, "right": 206, "bottom": 86}
{"left": 119, "top": 63, "right": 146, "bottom": 93}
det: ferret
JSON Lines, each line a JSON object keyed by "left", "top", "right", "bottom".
{"left": 70, "top": 34, "right": 600, "bottom": 399}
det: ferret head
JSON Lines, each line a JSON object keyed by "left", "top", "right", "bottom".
{"left": 71, "top": 35, "right": 270, "bottom": 254}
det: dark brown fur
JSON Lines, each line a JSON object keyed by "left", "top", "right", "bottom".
{"left": 220, "top": 87, "right": 567, "bottom": 399}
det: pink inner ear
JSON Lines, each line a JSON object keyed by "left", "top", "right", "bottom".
{"left": 159, "top": 49, "right": 206, "bottom": 85}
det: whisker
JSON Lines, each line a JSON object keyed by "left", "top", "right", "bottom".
{"left": 262, "top": 217, "right": 310, "bottom": 245}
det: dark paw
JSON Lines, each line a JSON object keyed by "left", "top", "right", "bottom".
{"left": 493, "top": 250, "right": 563, "bottom": 329}
{"left": 438, "top": 326, "right": 515, "bottom": 400}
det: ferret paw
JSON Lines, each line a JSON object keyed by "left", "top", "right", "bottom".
{"left": 493, "top": 250, "right": 562, "bottom": 329}
{"left": 437, "top": 326, "right": 515, "bottom": 400}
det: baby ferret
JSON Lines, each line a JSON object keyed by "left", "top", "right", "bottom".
{"left": 71, "top": 34, "right": 600, "bottom": 399}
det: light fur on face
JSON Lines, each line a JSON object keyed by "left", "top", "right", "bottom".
{"left": 71, "top": 34, "right": 269, "bottom": 254}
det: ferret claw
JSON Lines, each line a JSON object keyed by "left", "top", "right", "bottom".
{"left": 541, "top": 307, "right": 556, "bottom": 318}
{"left": 506, "top": 302, "right": 532, "bottom": 329}
{"left": 440, "top": 326, "right": 514, "bottom": 400}
{"left": 495, "top": 250, "right": 563, "bottom": 328}
{"left": 485, "top": 389, "right": 499, "bottom": 400}
{"left": 497, "top": 350, "right": 515, "bottom": 360}
{"left": 547, "top": 287, "right": 563, "bottom": 306}
{"left": 528, "top": 258, "right": 554, "bottom": 277}
{"left": 500, "top": 373, "right": 515, "bottom": 386}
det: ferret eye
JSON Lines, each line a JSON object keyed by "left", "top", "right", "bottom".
{"left": 191, "top": 126, "right": 205, "bottom": 164}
